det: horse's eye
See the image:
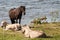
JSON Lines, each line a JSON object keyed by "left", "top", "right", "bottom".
{"left": 23, "top": 30, "right": 25, "bottom": 34}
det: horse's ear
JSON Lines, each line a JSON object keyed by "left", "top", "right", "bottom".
{"left": 24, "top": 24, "right": 27, "bottom": 26}
{"left": 21, "top": 26, "right": 23, "bottom": 28}
{"left": 21, "top": 25, "right": 25, "bottom": 28}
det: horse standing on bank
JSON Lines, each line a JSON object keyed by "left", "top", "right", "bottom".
{"left": 9, "top": 6, "right": 26, "bottom": 24}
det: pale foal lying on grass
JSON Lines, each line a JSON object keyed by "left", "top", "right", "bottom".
{"left": 1, "top": 21, "right": 21, "bottom": 31}
{"left": 21, "top": 25, "right": 47, "bottom": 38}
{"left": 5, "top": 24, "right": 21, "bottom": 31}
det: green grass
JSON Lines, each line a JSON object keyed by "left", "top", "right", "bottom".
{"left": 0, "top": 22, "right": 60, "bottom": 40}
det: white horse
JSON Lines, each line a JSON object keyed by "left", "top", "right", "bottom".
{"left": 0, "top": 21, "right": 21, "bottom": 31}
{"left": 40, "top": 16, "right": 47, "bottom": 23}
{"left": 21, "top": 25, "right": 46, "bottom": 38}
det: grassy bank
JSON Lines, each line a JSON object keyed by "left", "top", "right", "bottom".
{"left": 0, "top": 22, "right": 60, "bottom": 40}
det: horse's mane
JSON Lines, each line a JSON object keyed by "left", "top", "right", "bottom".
{"left": 9, "top": 8, "right": 16, "bottom": 12}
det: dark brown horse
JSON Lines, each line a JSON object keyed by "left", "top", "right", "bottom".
{"left": 9, "top": 6, "right": 26, "bottom": 24}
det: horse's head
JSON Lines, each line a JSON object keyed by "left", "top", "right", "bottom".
{"left": 21, "top": 24, "right": 30, "bottom": 34}
{"left": 21, "top": 26, "right": 25, "bottom": 34}
{"left": 19, "top": 6, "right": 26, "bottom": 15}
{"left": 0, "top": 21, "right": 8, "bottom": 28}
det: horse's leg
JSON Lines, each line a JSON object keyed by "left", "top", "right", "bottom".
{"left": 19, "top": 15, "right": 22, "bottom": 24}
{"left": 16, "top": 19, "right": 18, "bottom": 23}
{"left": 10, "top": 19, "right": 15, "bottom": 24}
{"left": 19, "top": 18, "right": 21, "bottom": 24}
{"left": 19, "top": 17, "right": 22, "bottom": 24}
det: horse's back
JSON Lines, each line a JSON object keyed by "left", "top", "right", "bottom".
{"left": 9, "top": 8, "right": 16, "bottom": 12}
{"left": 9, "top": 8, "right": 19, "bottom": 19}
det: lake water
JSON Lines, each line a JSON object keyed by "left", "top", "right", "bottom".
{"left": 0, "top": 0, "right": 60, "bottom": 25}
